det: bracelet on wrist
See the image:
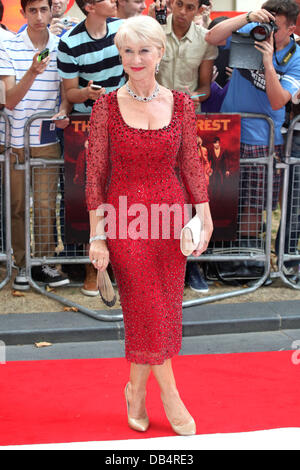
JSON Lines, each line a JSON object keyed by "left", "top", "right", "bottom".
{"left": 246, "top": 11, "right": 253, "bottom": 23}
{"left": 89, "top": 235, "right": 107, "bottom": 243}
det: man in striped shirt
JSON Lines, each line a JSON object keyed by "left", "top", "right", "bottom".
{"left": 57, "top": 0, "right": 125, "bottom": 114}
{"left": 57, "top": 0, "right": 125, "bottom": 296}
{"left": 0, "top": 0, "right": 72, "bottom": 290}
{"left": 205, "top": 0, "right": 300, "bottom": 282}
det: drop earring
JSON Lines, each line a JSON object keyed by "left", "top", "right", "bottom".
{"left": 155, "top": 63, "right": 160, "bottom": 74}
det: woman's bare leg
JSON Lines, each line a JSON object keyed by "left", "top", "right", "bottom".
{"left": 151, "top": 358, "right": 194, "bottom": 428}
{"left": 126, "top": 363, "right": 151, "bottom": 419}
{"left": 126, "top": 358, "right": 195, "bottom": 434}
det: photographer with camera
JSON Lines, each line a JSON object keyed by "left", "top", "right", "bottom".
{"left": 50, "top": 0, "right": 80, "bottom": 36}
{"left": 206, "top": 1, "right": 300, "bottom": 267}
{"left": 17, "top": 0, "right": 81, "bottom": 37}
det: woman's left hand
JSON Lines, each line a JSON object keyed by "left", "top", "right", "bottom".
{"left": 192, "top": 233, "right": 210, "bottom": 257}
{"left": 192, "top": 202, "right": 213, "bottom": 257}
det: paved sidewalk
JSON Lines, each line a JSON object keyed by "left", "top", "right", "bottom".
{"left": 1, "top": 299, "right": 300, "bottom": 346}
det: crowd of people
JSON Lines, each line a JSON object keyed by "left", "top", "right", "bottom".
{"left": 0, "top": 0, "right": 300, "bottom": 295}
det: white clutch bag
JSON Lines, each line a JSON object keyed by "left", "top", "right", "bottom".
{"left": 180, "top": 215, "right": 202, "bottom": 257}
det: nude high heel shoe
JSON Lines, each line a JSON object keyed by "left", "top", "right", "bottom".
{"left": 169, "top": 417, "right": 196, "bottom": 436}
{"left": 162, "top": 395, "right": 196, "bottom": 436}
{"left": 124, "top": 383, "right": 149, "bottom": 432}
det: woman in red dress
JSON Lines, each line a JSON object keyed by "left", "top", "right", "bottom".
{"left": 86, "top": 16, "right": 213, "bottom": 436}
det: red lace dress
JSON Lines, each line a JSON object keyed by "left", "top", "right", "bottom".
{"left": 86, "top": 90, "right": 208, "bottom": 365}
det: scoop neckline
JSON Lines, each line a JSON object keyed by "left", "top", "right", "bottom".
{"left": 114, "top": 89, "right": 177, "bottom": 132}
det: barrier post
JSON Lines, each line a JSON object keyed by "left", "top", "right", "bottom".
{"left": 0, "top": 111, "right": 12, "bottom": 290}
{"left": 0, "top": 340, "right": 6, "bottom": 365}
{"left": 277, "top": 115, "right": 300, "bottom": 289}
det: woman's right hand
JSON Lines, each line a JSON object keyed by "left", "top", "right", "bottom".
{"left": 89, "top": 239, "right": 109, "bottom": 272}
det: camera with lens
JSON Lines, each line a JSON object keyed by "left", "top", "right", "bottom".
{"left": 61, "top": 16, "right": 73, "bottom": 27}
{"left": 229, "top": 20, "right": 278, "bottom": 70}
{"left": 154, "top": 1, "right": 167, "bottom": 25}
{"left": 250, "top": 20, "right": 278, "bottom": 42}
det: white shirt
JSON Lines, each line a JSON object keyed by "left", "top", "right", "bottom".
{"left": 0, "top": 29, "right": 61, "bottom": 148}
{"left": 157, "top": 15, "right": 218, "bottom": 93}
{"left": 0, "top": 27, "right": 15, "bottom": 42}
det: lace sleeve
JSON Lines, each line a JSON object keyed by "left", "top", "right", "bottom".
{"left": 178, "top": 94, "right": 209, "bottom": 205}
{"left": 86, "top": 95, "right": 110, "bottom": 211}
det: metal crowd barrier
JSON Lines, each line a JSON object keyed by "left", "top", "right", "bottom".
{"left": 10, "top": 110, "right": 280, "bottom": 319}
{"left": 0, "top": 111, "right": 11, "bottom": 290}
{"left": 23, "top": 112, "right": 122, "bottom": 322}
{"left": 277, "top": 114, "right": 300, "bottom": 289}
{"left": 183, "top": 112, "right": 275, "bottom": 308}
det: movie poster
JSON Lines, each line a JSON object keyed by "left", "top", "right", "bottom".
{"left": 196, "top": 113, "right": 241, "bottom": 241}
{"left": 64, "top": 113, "right": 241, "bottom": 244}
{"left": 64, "top": 115, "right": 90, "bottom": 244}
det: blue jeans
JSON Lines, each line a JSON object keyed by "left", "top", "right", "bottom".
{"left": 54, "top": 130, "right": 78, "bottom": 259}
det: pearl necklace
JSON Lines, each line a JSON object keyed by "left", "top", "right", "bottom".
{"left": 125, "top": 81, "right": 160, "bottom": 102}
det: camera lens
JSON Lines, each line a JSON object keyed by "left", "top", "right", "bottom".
{"left": 250, "top": 21, "right": 277, "bottom": 42}
{"left": 250, "top": 23, "right": 274, "bottom": 42}
{"left": 251, "top": 25, "right": 269, "bottom": 41}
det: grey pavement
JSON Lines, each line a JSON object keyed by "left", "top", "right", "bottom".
{"left": 1, "top": 299, "right": 300, "bottom": 361}
{"left": 3, "top": 329, "right": 300, "bottom": 362}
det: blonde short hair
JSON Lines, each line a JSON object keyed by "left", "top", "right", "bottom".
{"left": 115, "top": 16, "right": 166, "bottom": 52}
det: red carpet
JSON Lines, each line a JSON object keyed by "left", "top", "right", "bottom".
{"left": 0, "top": 351, "right": 299, "bottom": 447}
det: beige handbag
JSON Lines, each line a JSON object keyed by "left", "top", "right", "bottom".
{"left": 180, "top": 215, "right": 202, "bottom": 257}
